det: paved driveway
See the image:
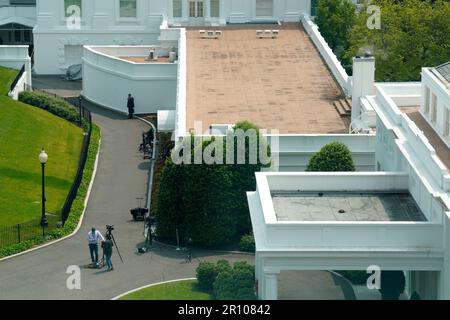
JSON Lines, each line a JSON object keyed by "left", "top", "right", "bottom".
{"left": 0, "top": 102, "right": 252, "bottom": 300}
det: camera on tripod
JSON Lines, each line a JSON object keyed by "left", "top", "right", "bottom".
{"left": 106, "top": 225, "right": 114, "bottom": 232}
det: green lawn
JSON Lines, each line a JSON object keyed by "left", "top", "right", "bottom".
{"left": 0, "top": 66, "right": 18, "bottom": 95}
{"left": 0, "top": 67, "right": 83, "bottom": 226}
{"left": 119, "top": 280, "right": 213, "bottom": 300}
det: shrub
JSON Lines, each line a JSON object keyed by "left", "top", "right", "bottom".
{"left": 213, "top": 261, "right": 256, "bottom": 300}
{"left": 18, "top": 91, "right": 87, "bottom": 128}
{"left": 306, "top": 141, "right": 355, "bottom": 172}
{"left": 196, "top": 262, "right": 218, "bottom": 291}
{"left": 239, "top": 233, "right": 255, "bottom": 253}
{"left": 336, "top": 271, "right": 368, "bottom": 285}
{"left": 379, "top": 271, "right": 406, "bottom": 300}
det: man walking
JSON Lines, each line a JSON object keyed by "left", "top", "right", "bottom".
{"left": 87, "top": 227, "right": 104, "bottom": 266}
{"left": 127, "top": 93, "right": 135, "bottom": 119}
{"left": 103, "top": 234, "right": 114, "bottom": 271}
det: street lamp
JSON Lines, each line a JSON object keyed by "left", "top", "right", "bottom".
{"left": 78, "top": 95, "right": 83, "bottom": 127}
{"left": 39, "top": 148, "right": 48, "bottom": 228}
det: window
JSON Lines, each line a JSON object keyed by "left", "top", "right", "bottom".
{"left": 424, "top": 86, "right": 430, "bottom": 113}
{"left": 120, "top": 0, "right": 137, "bottom": 18}
{"left": 173, "top": 0, "right": 182, "bottom": 18}
{"left": 210, "top": 0, "right": 220, "bottom": 18}
{"left": 256, "top": 0, "right": 273, "bottom": 17}
{"left": 24, "top": 30, "right": 31, "bottom": 43}
{"left": 431, "top": 93, "right": 437, "bottom": 123}
{"left": 444, "top": 107, "right": 450, "bottom": 137}
{"left": 14, "top": 30, "right": 21, "bottom": 43}
{"left": 65, "top": 0, "right": 82, "bottom": 18}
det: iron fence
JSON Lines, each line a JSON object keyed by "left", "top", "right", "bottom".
{"left": 0, "top": 213, "right": 61, "bottom": 249}
{"left": 0, "top": 89, "right": 93, "bottom": 249}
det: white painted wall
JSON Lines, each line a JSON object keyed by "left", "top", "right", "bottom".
{"left": 266, "top": 134, "right": 376, "bottom": 171}
{"left": 0, "top": 45, "right": 31, "bottom": 84}
{"left": 82, "top": 45, "right": 177, "bottom": 114}
{"left": 301, "top": 14, "right": 351, "bottom": 96}
{"left": 0, "top": 2, "right": 36, "bottom": 28}
{"left": 33, "top": 0, "right": 311, "bottom": 74}
{"left": 420, "top": 68, "right": 450, "bottom": 146}
{"left": 8, "top": 70, "right": 27, "bottom": 99}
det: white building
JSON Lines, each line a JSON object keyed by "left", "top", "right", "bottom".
{"left": 33, "top": 0, "right": 310, "bottom": 74}
{"left": 0, "top": 0, "right": 35, "bottom": 46}
{"left": 248, "top": 59, "right": 450, "bottom": 300}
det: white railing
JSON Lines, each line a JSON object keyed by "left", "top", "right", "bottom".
{"left": 265, "top": 221, "right": 443, "bottom": 250}
{"left": 170, "top": 24, "right": 187, "bottom": 141}
{"left": 301, "top": 14, "right": 351, "bottom": 96}
{"left": 83, "top": 46, "right": 177, "bottom": 78}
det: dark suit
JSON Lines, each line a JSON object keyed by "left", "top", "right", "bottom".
{"left": 127, "top": 97, "right": 135, "bottom": 119}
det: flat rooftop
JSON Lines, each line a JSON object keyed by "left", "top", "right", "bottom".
{"left": 400, "top": 106, "right": 450, "bottom": 173}
{"left": 186, "top": 24, "right": 349, "bottom": 134}
{"left": 272, "top": 192, "right": 426, "bottom": 222}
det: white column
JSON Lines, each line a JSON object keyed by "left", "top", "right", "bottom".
{"left": 351, "top": 55, "right": 375, "bottom": 121}
{"left": 263, "top": 272, "right": 279, "bottom": 300}
{"left": 441, "top": 212, "right": 450, "bottom": 299}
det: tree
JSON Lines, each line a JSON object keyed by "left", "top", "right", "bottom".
{"left": 306, "top": 141, "right": 356, "bottom": 172}
{"left": 315, "top": 0, "right": 357, "bottom": 70}
{"left": 155, "top": 121, "right": 270, "bottom": 248}
{"left": 379, "top": 271, "right": 406, "bottom": 300}
{"left": 345, "top": 0, "right": 450, "bottom": 81}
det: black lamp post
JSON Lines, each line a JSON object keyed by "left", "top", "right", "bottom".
{"left": 78, "top": 96, "right": 83, "bottom": 127}
{"left": 39, "top": 148, "right": 48, "bottom": 229}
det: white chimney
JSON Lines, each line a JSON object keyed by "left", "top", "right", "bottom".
{"left": 351, "top": 55, "right": 375, "bottom": 120}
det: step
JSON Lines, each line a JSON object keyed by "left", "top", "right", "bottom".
{"left": 338, "top": 99, "right": 352, "bottom": 114}
{"left": 333, "top": 101, "right": 351, "bottom": 117}
{"left": 344, "top": 98, "right": 352, "bottom": 110}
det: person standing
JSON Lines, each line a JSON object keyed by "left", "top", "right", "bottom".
{"left": 87, "top": 227, "right": 104, "bottom": 266}
{"left": 127, "top": 93, "right": 135, "bottom": 119}
{"left": 103, "top": 235, "right": 114, "bottom": 271}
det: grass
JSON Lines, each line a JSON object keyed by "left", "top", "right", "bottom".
{"left": 119, "top": 280, "right": 213, "bottom": 300}
{"left": 0, "top": 67, "right": 83, "bottom": 226}
{"left": 0, "top": 66, "right": 18, "bottom": 95}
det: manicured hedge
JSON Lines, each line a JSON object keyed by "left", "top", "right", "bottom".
{"left": 196, "top": 260, "right": 256, "bottom": 300}
{"left": 306, "top": 141, "right": 355, "bottom": 172}
{"left": 18, "top": 91, "right": 88, "bottom": 129}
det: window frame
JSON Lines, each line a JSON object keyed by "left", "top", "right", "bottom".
{"left": 210, "top": 0, "right": 220, "bottom": 18}
{"left": 118, "top": 0, "right": 138, "bottom": 19}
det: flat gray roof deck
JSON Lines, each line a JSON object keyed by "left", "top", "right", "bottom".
{"left": 272, "top": 192, "right": 426, "bottom": 222}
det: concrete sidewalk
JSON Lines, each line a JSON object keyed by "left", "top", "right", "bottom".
{"left": 0, "top": 101, "right": 252, "bottom": 300}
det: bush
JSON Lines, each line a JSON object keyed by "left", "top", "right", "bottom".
{"left": 336, "top": 271, "right": 368, "bottom": 285}
{"left": 239, "top": 233, "right": 255, "bottom": 253}
{"left": 18, "top": 91, "right": 87, "bottom": 128}
{"left": 306, "top": 141, "right": 355, "bottom": 172}
{"left": 213, "top": 261, "right": 256, "bottom": 300}
{"left": 156, "top": 121, "right": 270, "bottom": 248}
{"left": 196, "top": 262, "right": 218, "bottom": 291}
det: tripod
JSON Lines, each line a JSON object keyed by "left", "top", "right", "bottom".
{"left": 100, "top": 227, "right": 124, "bottom": 266}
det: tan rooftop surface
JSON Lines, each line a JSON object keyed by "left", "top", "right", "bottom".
{"left": 401, "top": 107, "right": 450, "bottom": 173}
{"left": 186, "top": 24, "right": 349, "bottom": 134}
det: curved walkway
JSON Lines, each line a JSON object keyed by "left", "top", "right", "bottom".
{"left": 0, "top": 101, "right": 251, "bottom": 300}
